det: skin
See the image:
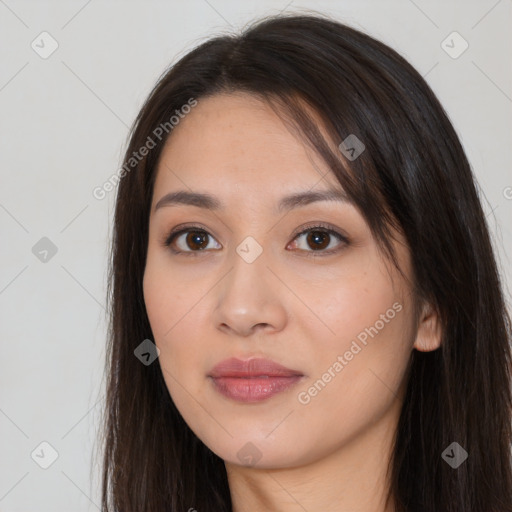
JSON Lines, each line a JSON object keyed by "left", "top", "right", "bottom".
{"left": 143, "top": 92, "right": 442, "bottom": 512}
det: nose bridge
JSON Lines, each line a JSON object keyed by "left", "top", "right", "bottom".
{"left": 226, "top": 233, "right": 270, "bottom": 302}
{"left": 213, "top": 233, "right": 287, "bottom": 336}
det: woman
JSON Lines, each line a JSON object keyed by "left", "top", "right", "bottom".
{"left": 99, "top": 13, "right": 512, "bottom": 512}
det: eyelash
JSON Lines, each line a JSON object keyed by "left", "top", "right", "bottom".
{"left": 162, "top": 222, "right": 349, "bottom": 259}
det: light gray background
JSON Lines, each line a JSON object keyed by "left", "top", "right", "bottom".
{"left": 1, "top": 1, "right": 511, "bottom": 510}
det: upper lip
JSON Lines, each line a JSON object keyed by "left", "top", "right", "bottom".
{"left": 208, "top": 357, "right": 304, "bottom": 378}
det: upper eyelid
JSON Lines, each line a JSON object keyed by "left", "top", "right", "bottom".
{"left": 164, "top": 223, "right": 348, "bottom": 250}
{"left": 166, "top": 223, "right": 345, "bottom": 239}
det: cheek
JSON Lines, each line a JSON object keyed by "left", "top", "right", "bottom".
{"left": 296, "top": 271, "right": 412, "bottom": 410}
{"left": 142, "top": 248, "right": 190, "bottom": 339}
{"left": 143, "top": 268, "right": 168, "bottom": 340}
{"left": 292, "top": 311, "right": 412, "bottom": 457}
{"left": 143, "top": 255, "right": 206, "bottom": 381}
{"left": 308, "top": 264, "right": 399, "bottom": 351}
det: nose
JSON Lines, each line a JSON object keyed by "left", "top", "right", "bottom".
{"left": 212, "top": 248, "right": 288, "bottom": 338}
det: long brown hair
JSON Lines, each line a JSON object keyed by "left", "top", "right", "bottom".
{"left": 98, "top": 12, "right": 512, "bottom": 511}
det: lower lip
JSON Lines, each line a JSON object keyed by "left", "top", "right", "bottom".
{"left": 210, "top": 376, "right": 303, "bottom": 402}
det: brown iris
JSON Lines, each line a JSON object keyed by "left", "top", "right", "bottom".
{"left": 185, "top": 231, "right": 209, "bottom": 250}
{"left": 305, "top": 231, "right": 330, "bottom": 251}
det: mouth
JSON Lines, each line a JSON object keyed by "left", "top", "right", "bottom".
{"left": 208, "top": 357, "right": 305, "bottom": 403}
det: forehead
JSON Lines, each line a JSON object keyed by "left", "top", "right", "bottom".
{"left": 152, "top": 92, "right": 343, "bottom": 200}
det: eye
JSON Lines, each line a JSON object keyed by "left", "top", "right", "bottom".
{"left": 162, "top": 222, "right": 349, "bottom": 257}
{"left": 164, "top": 227, "right": 221, "bottom": 254}
{"left": 288, "top": 224, "right": 348, "bottom": 256}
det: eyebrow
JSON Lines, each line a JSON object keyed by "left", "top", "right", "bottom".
{"left": 153, "top": 188, "right": 351, "bottom": 214}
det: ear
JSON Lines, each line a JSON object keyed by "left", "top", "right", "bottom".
{"left": 413, "top": 302, "right": 442, "bottom": 352}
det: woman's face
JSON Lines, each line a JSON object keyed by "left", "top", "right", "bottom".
{"left": 143, "top": 92, "right": 424, "bottom": 469}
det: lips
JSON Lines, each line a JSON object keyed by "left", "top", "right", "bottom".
{"left": 209, "top": 357, "right": 303, "bottom": 378}
{"left": 208, "top": 357, "right": 305, "bottom": 403}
